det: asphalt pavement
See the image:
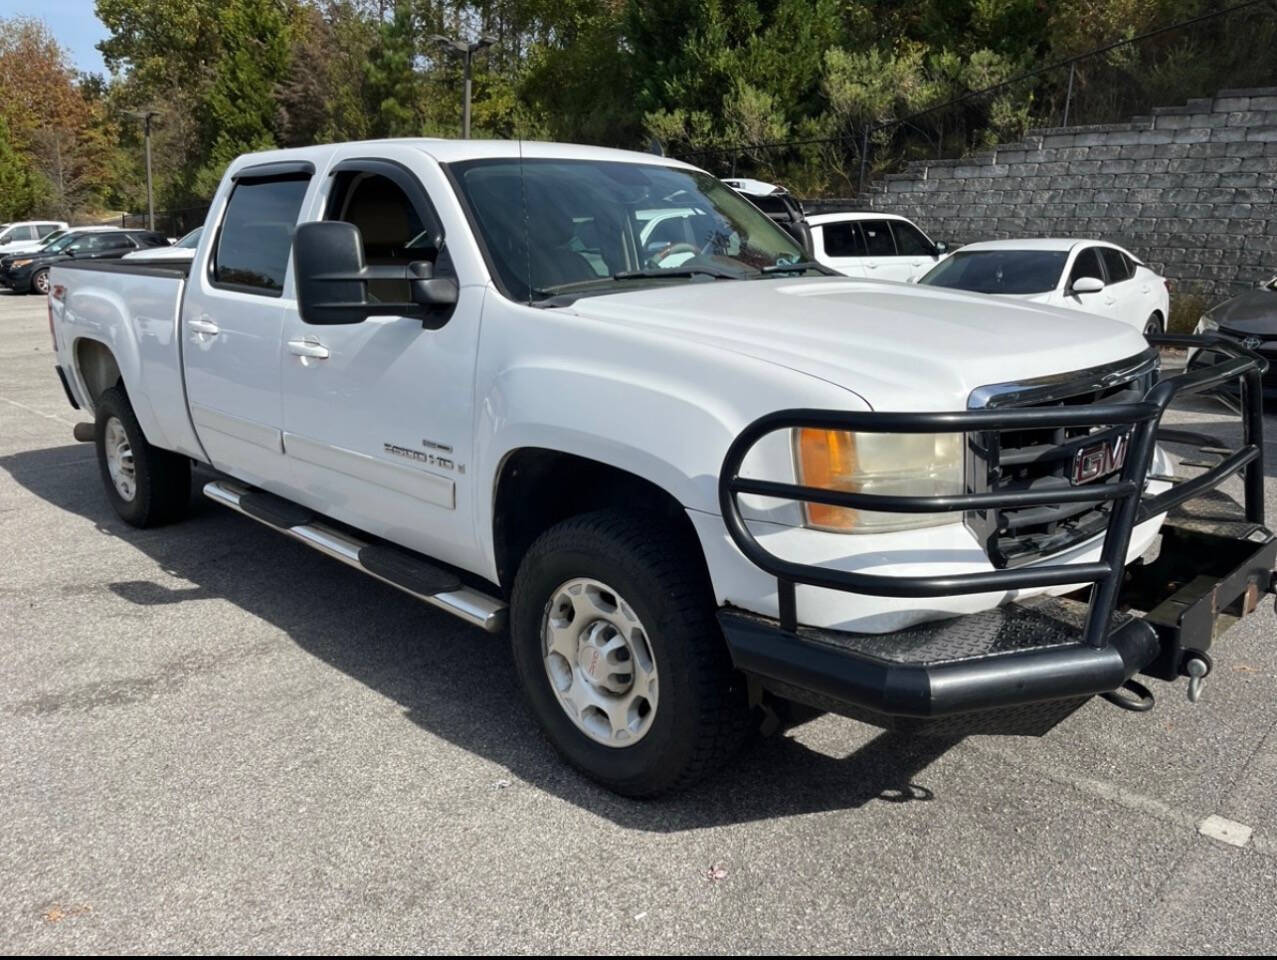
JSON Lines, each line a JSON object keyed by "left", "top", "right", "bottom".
{"left": 2, "top": 289, "right": 1276, "bottom": 953}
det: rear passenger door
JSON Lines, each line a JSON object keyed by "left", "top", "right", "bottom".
{"left": 814, "top": 220, "right": 866, "bottom": 277}
{"left": 856, "top": 219, "right": 898, "bottom": 279}
{"left": 182, "top": 161, "right": 314, "bottom": 490}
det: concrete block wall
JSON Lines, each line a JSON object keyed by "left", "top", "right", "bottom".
{"left": 813, "top": 88, "right": 1277, "bottom": 305}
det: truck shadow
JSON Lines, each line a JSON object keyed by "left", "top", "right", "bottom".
{"left": 2, "top": 444, "right": 956, "bottom": 829}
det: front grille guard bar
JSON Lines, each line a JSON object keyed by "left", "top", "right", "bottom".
{"left": 719, "top": 333, "right": 1267, "bottom": 645}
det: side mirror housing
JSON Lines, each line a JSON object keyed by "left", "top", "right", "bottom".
{"left": 1070, "top": 275, "right": 1105, "bottom": 295}
{"left": 933, "top": 240, "right": 948, "bottom": 255}
{"left": 294, "top": 220, "right": 457, "bottom": 327}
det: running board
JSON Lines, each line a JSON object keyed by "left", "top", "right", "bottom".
{"left": 203, "top": 479, "right": 506, "bottom": 633}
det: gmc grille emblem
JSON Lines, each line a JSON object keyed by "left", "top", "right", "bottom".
{"left": 1072, "top": 432, "right": 1130, "bottom": 485}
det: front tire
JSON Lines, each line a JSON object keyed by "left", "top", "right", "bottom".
{"left": 94, "top": 386, "right": 191, "bottom": 527}
{"left": 30, "top": 268, "right": 50, "bottom": 296}
{"left": 510, "top": 509, "right": 750, "bottom": 797}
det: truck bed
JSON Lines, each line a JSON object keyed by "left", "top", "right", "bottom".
{"left": 50, "top": 258, "right": 205, "bottom": 462}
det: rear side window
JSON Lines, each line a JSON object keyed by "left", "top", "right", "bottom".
{"left": 860, "top": 220, "right": 896, "bottom": 256}
{"left": 36, "top": 223, "right": 59, "bottom": 238}
{"left": 890, "top": 220, "right": 934, "bottom": 256}
{"left": 213, "top": 174, "right": 311, "bottom": 295}
{"left": 821, "top": 221, "right": 865, "bottom": 257}
{"left": 1100, "top": 247, "right": 1132, "bottom": 283}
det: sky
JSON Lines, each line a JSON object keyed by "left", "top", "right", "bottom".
{"left": 0, "top": 1, "right": 110, "bottom": 76}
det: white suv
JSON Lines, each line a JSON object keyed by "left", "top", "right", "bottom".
{"left": 0, "top": 220, "right": 69, "bottom": 254}
{"left": 808, "top": 212, "right": 947, "bottom": 282}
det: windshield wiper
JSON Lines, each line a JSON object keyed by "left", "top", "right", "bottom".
{"left": 759, "top": 260, "right": 837, "bottom": 276}
{"left": 611, "top": 266, "right": 744, "bottom": 282}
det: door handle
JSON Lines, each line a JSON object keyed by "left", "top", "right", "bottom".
{"left": 287, "top": 338, "right": 330, "bottom": 359}
{"left": 188, "top": 317, "right": 220, "bottom": 336}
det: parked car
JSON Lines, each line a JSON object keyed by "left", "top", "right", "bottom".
{"left": 723, "top": 178, "right": 813, "bottom": 254}
{"left": 122, "top": 226, "right": 203, "bottom": 262}
{"left": 917, "top": 239, "right": 1171, "bottom": 337}
{"left": 48, "top": 140, "right": 1272, "bottom": 797}
{"left": 0, "top": 220, "right": 68, "bottom": 254}
{"left": 1190, "top": 273, "right": 1277, "bottom": 401}
{"left": 806, "top": 211, "right": 949, "bottom": 282}
{"left": 1, "top": 229, "right": 168, "bottom": 294}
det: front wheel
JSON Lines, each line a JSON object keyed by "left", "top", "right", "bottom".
{"left": 30, "top": 268, "right": 50, "bottom": 296}
{"left": 510, "top": 510, "right": 750, "bottom": 796}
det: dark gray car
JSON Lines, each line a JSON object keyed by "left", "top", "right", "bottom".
{"left": 1192, "top": 274, "right": 1277, "bottom": 400}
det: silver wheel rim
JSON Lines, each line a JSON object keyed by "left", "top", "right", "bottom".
{"left": 541, "top": 577, "right": 659, "bottom": 748}
{"left": 34, "top": 271, "right": 48, "bottom": 294}
{"left": 103, "top": 417, "right": 136, "bottom": 501}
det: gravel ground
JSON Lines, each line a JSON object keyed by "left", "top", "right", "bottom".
{"left": 2, "top": 289, "right": 1276, "bottom": 954}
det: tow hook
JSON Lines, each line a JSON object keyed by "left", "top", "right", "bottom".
{"left": 1101, "top": 678, "right": 1155, "bottom": 712}
{"left": 1182, "top": 650, "right": 1213, "bottom": 704}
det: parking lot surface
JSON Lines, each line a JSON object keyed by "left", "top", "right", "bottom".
{"left": 2, "top": 289, "right": 1276, "bottom": 953}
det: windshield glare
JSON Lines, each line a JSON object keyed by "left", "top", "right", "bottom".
{"left": 920, "top": 250, "right": 1069, "bottom": 295}
{"left": 44, "top": 232, "right": 82, "bottom": 254}
{"left": 450, "top": 158, "right": 807, "bottom": 302}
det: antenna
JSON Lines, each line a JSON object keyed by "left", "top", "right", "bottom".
{"left": 518, "top": 137, "right": 532, "bottom": 306}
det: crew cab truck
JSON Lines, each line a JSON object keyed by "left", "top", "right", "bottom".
{"left": 48, "top": 140, "right": 1275, "bottom": 797}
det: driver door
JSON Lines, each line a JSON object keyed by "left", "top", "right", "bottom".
{"left": 280, "top": 146, "right": 483, "bottom": 569}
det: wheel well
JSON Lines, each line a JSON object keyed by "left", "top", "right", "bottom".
{"left": 493, "top": 448, "right": 706, "bottom": 595}
{"left": 74, "top": 339, "right": 122, "bottom": 407}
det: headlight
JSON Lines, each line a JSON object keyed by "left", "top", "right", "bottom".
{"left": 1193, "top": 315, "right": 1218, "bottom": 336}
{"left": 10, "top": 258, "right": 33, "bottom": 268}
{"left": 793, "top": 428, "right": 964, "bottom": 533}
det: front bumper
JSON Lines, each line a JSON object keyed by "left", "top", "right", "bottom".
{"left": 0, "top": 265, "right": 35, "bottom": 293}
{"left": 721, "top": 516, "right": 1274, "bottom": 731}
{"left": 718, "top": 333, "right": 1273, "bottom": 732}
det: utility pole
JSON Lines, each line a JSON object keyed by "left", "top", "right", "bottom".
{"left": 431, "top": 35, "right": 497, "bottom": 139}
{"left": 127, "top": 109, "right": 161, "bottom": 230}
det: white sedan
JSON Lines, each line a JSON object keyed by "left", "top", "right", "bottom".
{"left": 917, "top": 239, "right": 1170, "bottom": 337}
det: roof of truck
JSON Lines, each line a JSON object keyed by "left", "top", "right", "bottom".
{"left": 227, "top": 139, "right": 697, "bottom": 174}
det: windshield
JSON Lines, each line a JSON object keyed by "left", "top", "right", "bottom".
{"left": 449, "top": 158, "right": 808, "bottom": 303}
{"left": 919, "top": 250, "right": 1069, "bottom": 295}
{"left": 37, "top": 229, "right": 68, "bottom": 247}
{"left": 176, "top": 227, "right": 203, "bottom": 249}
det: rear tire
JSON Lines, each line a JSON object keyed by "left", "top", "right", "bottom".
{"left": 1144, "top": 313, "right": 1163, "bottom": 338}
{"left": 94, "top": 386, "right": 190, "bottom": 527}
{"left": 510, "top": 509, "right": 750, "bottom": 797}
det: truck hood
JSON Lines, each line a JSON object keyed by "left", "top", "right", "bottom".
{"left": 561, "top": 277, "right": 1150, "bottom": 410}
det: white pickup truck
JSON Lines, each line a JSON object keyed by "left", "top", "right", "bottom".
{"left": 49, "top": 140, "right": 1274, "bottom": 796}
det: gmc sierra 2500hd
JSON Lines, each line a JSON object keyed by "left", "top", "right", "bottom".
{"left": 48, "top": 140, "right": 1274, "bottom": 796}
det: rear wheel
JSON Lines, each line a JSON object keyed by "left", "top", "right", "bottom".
{"left": 1144, "top": 313, "right": 1163, "bottom": 338}
{"left": 94, "top": 386, "right": 190, "bottom": 527}
{"left": 510, "top": 509, "right": 750, "bottom": 796}
{"left": 30, "top": 268, "right": 50, "bottom": 296}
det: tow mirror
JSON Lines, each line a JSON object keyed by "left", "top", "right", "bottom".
{"left": 293, "top": 220, "right": 458, "bottom": 327}
{"left": 1070, "top": 276, "right": 1105, "bottom": 295}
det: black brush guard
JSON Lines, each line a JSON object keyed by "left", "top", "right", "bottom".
{"left": 718, "top": 334, "right": 1275, "bottom": 728}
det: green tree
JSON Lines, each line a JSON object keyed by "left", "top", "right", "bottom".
{"left": 194, "top": 0, "right": 295, "bottom": 196}
{"left": 0, "top": 116, "right": 40, "bottom": 219}
{"left": 365, "top": 4, "right": 420, "bottom": 137}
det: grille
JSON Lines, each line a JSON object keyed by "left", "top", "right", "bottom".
{"left": 966, "top": 349, "right": 1159, "bottom": 568}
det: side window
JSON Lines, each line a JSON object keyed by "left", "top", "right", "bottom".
{"left": 213, "top": 174, "right": 311, "bottom": 295}
{"left": 821, "top": 221, "right": 865, "bottom": 257}
{"left": 36, "top": 224, "right": 59, "bottom": 238}
{"left": 860, "top": 220, "right": 896, "bottom": 256}
{"left": 325, "top": 167, "right": 448, "bottom": 303}
{"left": 101, "top": 235, "right": 135, "bottom": 250}
{"left": 1100, "top": 247, "right": 1131, "bottom": 283}
{"left": 1069, "top": 248, "right": 1105, "bottom": 284}
{"left": 890, "top": 220, "right": 934, "bottom": 256}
